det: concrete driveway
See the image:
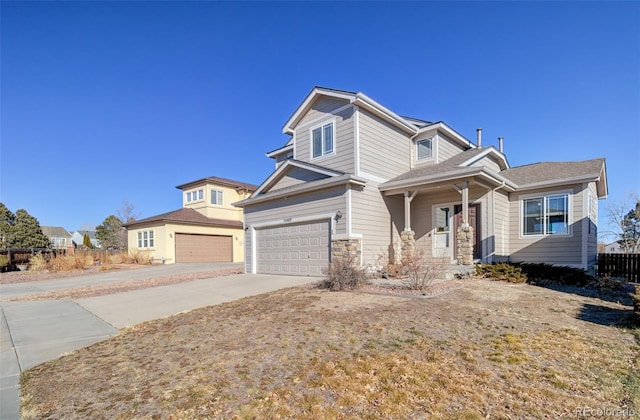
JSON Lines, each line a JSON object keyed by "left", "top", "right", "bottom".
{"left": 0, "top": 264, "right": 314, "bottom": 419}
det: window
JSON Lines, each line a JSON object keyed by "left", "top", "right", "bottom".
{"left": 435, "top": 207, "right": 450, "bottom": 232}
{"left": 312, "top": 122, "right": 334, "bottom": 158}
{"left": 185, "top": 189, "right": 203, "bottom": 203}
{"left": 522, "top": 193, "right": 569, "bottom": 236}
{"left": 137, "top": 230, "right": 154, "bottom": 248}
{"left": 211, "top": 189, "right": 223, "bottom": 205}
{"left": 417, "top": 138, "right": 433, "bottom": 160}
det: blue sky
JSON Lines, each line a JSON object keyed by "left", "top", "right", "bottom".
{"left": 1, "top": 1, "right": 638, "bottom": 242}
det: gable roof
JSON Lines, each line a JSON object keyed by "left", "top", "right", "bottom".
{"left": 501, "top": 158, "right": 607, "bottom": 197}
{"left": 41, "top": 226, "right": 71, "bottom": 237}
{"left": 176, "top": 176, "right": 258, "bottom": 192}
{"left": 125, "top": 208, "right": 243, "bottom": 229}
{"left": 283, "top": 86, "right": 418, "bottom": 136}
{"left": 251, "top": 159, "right": 345, "bottom": 196}
{"left": 380, "top": 147, "right": 515, "bottom": 193}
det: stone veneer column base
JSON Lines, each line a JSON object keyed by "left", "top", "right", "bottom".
{"left": 331, "top": 237, "right": 362, "bottom": 264}
{"left": 400, "top": 230, "right": 416, "bottom": 263}
{"left": 456, "top": 226, "right": 474, "bottom": 265}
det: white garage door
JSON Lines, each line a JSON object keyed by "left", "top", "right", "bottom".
{"left": 256, "top": 220, "right": 330, "bottom": 276}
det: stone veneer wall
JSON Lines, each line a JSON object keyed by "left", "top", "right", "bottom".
{"left": 331, "top": 238, "right": 362, "bottom": 264}
{"left": 400, "top": 230, "right": 415, "bottom": 263}
{"left": 456, "top": 226, "right": 474, "bottom": 265}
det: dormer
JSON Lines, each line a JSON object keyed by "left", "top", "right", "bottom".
{"left": 411, "top": 122, "right": 475, "bottom": 168}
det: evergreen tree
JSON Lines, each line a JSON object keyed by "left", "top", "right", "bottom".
{"left": 12, "top": 209, "right": 50, "bottom": 248}
{"left": 620, "top": 204, "right": 640, "bottom": 253}
{"left": 83, "top": 233, "right": 93, "bottom": 248}
{"left": 0, "top": 203, "right": 16, "bottom": 249}
{"left": 96, "top": 215, "right": 126, "bottom": 250}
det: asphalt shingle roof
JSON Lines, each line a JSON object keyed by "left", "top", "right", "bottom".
{"left": 500, "top": 158, "right": 605, "bottom": 186}
{"left": 126, "top": 208, "right": 243, "bottom": 228}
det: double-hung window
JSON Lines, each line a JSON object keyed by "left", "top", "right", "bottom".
{"left": 186, "top": 189, "right": 203, "bottom": 203}
{"left": 417, "top": 138, "right": 433, "bottom": 160}
{"left": 312, "top": 122, "right": 334, "bottom": 158}
{"left": 211, "top": 189, "right": 223, "bottom": 205}
{"left": 522, "top": 193, "right": 569, "bottom": 236}
{"left": 137, "top": 230, "right": 154, "bottom": 248}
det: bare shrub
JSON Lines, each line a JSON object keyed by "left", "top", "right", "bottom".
{"left": 28, "top": 253, "right": 92, "bottom": 273}
{"left": 319, "top": 256, "right": 369, "bottom": 291}
{"left": 402, "top": 250, "right": 446, "bottom": 290}
{"left": 28, "top": 253, "right": 48, "bottom": 272}
{"left": 107, "top": 249, "right": 152, "bottom": 265}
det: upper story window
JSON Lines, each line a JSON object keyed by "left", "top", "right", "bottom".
{"left": 417, "top": 137, "right": 433, "bottom": 160}
{"left": 311, "top": 122, "right": 334, "bottom": 159}
{"left": 186, "top": 189, "right": 204, "bottom": 203}
{"left": 137, "top": 230, "right": 154, "bottom": 248}
{"left": 211, "top": 189, "right": 223, "bottom": 205}
{"left": 522, "top": 193, "right": 569, "bottom": 236}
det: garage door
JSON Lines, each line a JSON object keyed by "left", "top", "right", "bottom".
{"left": 256, "top": 220, "right": 330, "bottom": 276}
{"left": 175, "top": 234, "right": 233, "bottom": 263}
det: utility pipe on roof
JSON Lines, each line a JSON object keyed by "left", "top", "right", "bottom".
{"left": 476, "top": 128, "right": 482, "bottom": 147}
{"left": 499, "top": 137, "right": 504, "bottom": 153}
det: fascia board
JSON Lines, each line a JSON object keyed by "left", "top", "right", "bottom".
{"left": 380, "top": 167, "right": 483, "bottom": 193}
{"left": 514, "top": 175, "right": 602, "bottom": 192}
{"left": 265, "top": 144, "right": 294, "bottom": 158}
{"left": 418, "top": 122, "right": 474, "bottom": 149}
{"left": 283, "top": 87, "right": 356, "bottom": 135}
{"left": 351, "top": 94, "right": 417, "bottom": 135}
{"left": 251, "top": 160, "right": 344, "bottom": 196}
{"left": 234, "top": 175, "right": 367, "bottom": 207}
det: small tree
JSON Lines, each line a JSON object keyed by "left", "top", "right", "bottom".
{"left": 83, "top": 233, "right": 93, "bottom": 249}
{"left": 605, "top": 193, "right": 640, "bottom": 254}
{"left": 0, "top": 203, "right": 16, "bottom": 249}
{"left": 95, "top": 215, "right": 126, "bottom": 250}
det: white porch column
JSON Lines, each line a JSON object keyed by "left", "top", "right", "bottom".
{"left": 403, "top": 190, "right": 418, "bottom": 231}
{"left": 461, "top": 181, "right": 469, "bottom": 227}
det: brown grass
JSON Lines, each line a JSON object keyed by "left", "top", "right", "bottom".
{"left": 20, "top": 280, "right": 639, "bottom": 419}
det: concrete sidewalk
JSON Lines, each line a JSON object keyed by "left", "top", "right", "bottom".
{"left": 0, "top": 271, "right": 314, "bottom": 419}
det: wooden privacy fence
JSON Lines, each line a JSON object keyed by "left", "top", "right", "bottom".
{"left": 598, "top": 253, "right": 639, "bottom": 282}
{"left": 1, "top": 248, "right": 121, "bottom": 270}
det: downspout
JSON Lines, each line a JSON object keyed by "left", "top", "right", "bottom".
{"left": 489, "top": 181, "right": 507, "bottom": 263}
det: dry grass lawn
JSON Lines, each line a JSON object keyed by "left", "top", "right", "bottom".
{"left": 21, "top": 280, "right": 639, "bottom": 419}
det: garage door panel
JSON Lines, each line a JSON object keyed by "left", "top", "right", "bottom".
{"left": 175, "top": 234, "right": 232, "bottom": 263}
{"left": 256, "top": 220, "right": 330, "bottom": 276}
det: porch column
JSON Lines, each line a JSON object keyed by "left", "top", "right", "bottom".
{"left": 403, "top": 190, "right": 418, "bottom": 231}
{"left": 461, "top": 181, "right": 469, "bottom": 227}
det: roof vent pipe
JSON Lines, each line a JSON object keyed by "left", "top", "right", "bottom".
{"left": 498, "top": 137, "right": 504, "bottom": 153}
{"left": 476, "top": 128, "right": 482, "bottom": 147}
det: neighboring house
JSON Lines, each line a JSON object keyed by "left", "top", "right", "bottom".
{"left": 234, "top": 87, "right": 607, "bottom": 276}
{"left": 41, "top": 226, "right": 74, "bottom": 251}
{"left": 603, "top": 242, "right": 625, "bottom": 254}
{"left": 125, "top": 177, "right": 257, "bottom": 264}
{"left": 71, "top": 230, "right": 101, "bottom": 249}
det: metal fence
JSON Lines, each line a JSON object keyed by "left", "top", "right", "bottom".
{"left": 597, "top": 253, "right": 639, "bottom": 282}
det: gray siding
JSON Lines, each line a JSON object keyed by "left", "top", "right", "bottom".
{"left": 436, "top": 133, "right": 467, "bottom": 163}
{"left": 470, "top": 155, "right": 502, "bottom": 173}
{"left": 294, "top": 98, "right": 355, "bottom": 173}
{"left": 507, "top": 185, "right": 584, "bottom": 266}
{"left": 270, "top": 168, "right": 329, "bottom": 191}
{"left": 244, "top": 187, "right": 347, "bottom": 273}
{"left": 359, "top": 109, "right": 411, "bottom": 179}
{"left": 586, "top": 182, "right": 599, "bottom": 272}
{"left": 351, "top": 183, "right": 403, "bottom": 267}
{"left": 493, "top": 190, "right": 510, "bottom": 262}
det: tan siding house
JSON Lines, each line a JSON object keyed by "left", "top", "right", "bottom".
{"left": 126, "top": 176, "right": 256, "bottom": 264}
{"left": 235, "top": 87, "right": 607, "bottom": 275}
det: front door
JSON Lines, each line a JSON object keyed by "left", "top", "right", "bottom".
{"left": 454, "top": 204, "right": 481, "bottom": 260}
{"left": 432, "top": 205, "right": 454, "bottom": 260}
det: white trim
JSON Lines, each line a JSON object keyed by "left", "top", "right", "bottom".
{"left": 309, "top": 118, "right": 337, "bottom": 161}
{"left": 354, "top": 108, "right": 360, "bottom": 176}
{"left": 252, "top": 159, "right": 343, "bottom": 196}
{"left": 358, "top": 171, "right": 388, "bottom": 184}
{"left": 265, "top": 144, "right": 294, "bottom": 158}
{"left": 283, "top": 88, "right": 355, "bottom": 134}
{"left": 350, "top": 93, "right": 417, "bottom": 135}
{"left": 415, "top": 136, "right": 435, "bottom": 163}
{"left": 431, "top": 203, "right": 455, "bottom": 261}
{"left": 518, "top": 189, "right": 573, "bottom": 238}
{"left": 458, "top": 147, "right": 510, "bottom": 170}
{"left": 249, "top": 213, "right": 336, "bottom": 274}
{"left": 417, "top": 122, "right": 474, "bottom": 149}
{"left": 295, "top": 104, "right": 351, "bottom": 132}
{"left": 582, "top": 185, "right": 589, "bottom": 269}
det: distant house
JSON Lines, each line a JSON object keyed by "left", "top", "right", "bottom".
{"left": 603, "top": 242, "right": 625, "bottom": 254}
{"left": 71, "top": 231, "right": 101, "bottom": 249}
{"left": 125, "top": 176, "right": 257, "bottom": 264}
{"left": 41, "top": 226, "right": 74, "bottom": 251}
{"left": 234, "top": 86, "right": 608, "bottom": 276}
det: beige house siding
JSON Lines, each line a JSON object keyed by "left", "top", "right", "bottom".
{"left": 507, "top": 185, "right": 584, "bottom": 266}
{"left": 436, "top": 133, "right": 467, "bottom": 162}
{"left": 470, "top": 155, "right": 502, "bottom": 173}
{"left": 351, "top": 183, "right": 403, "bottom": 267}
{"left": 586, "top": 182, "right": 599, "bottom": 271}
{"left": 358, "top": 109, "right": 411, "bottom": 180}
{"left": 127, "top": 223, "right": 244, "bottom": 264}
{"left": 293, "top": 98, "right": 355, "bottom": 173}
{"left": 493, "top": 190, "right": 510, "bottom": 262}
{"left": 243, "top": 187, "right": 347, "bottom": 273}
{"left": 271, "top": 168, "right": 329, "bottom": 191}
{"left": 183, "top": 183, "right": 248, "bottom": 221}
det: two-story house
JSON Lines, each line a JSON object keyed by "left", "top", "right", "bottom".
{"left": 234, "top": 87, "right": 607, "bottom": 276}
{"left": 126, "top": 176, "right": 257, "bottom": 264}
{"left": 41, "top": 226, "right": 74, "bottom": 251}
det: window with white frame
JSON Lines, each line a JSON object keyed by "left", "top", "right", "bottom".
{"left": 137, "top": 230, "right": 154, "bottom": 248}
{"left": 522, "top": 193, "right": 569, "bottom": 236}
{"left": 185, "top": 189, "right": 203, "bottom": 203}
{"left": 417, "top": 137, "right": 433, "bottom": 160}
{"left": 311, "top": 122, "right": 334, "bottom": 158}
{"left": 211, "top": 189, "right": 223, "bottom": 205}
